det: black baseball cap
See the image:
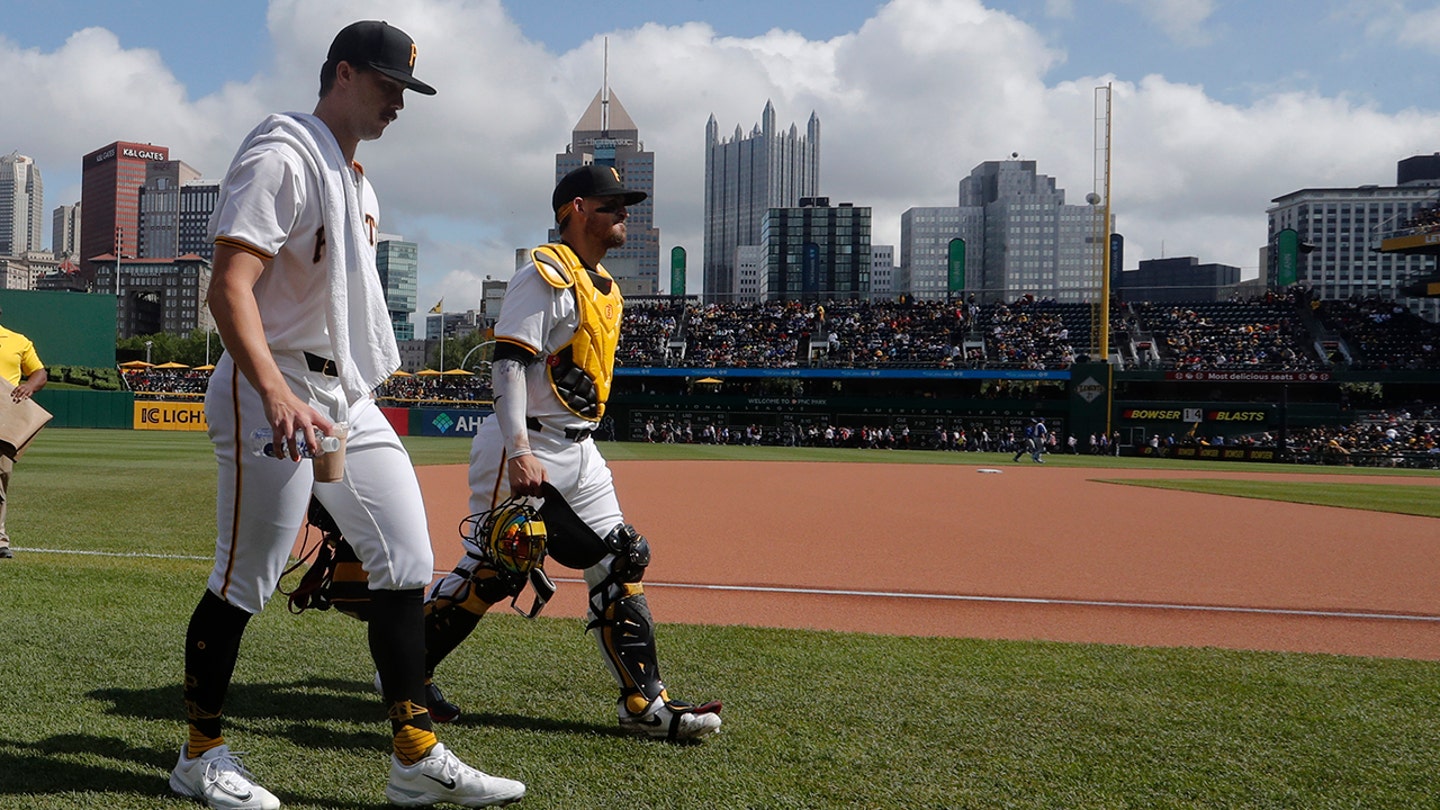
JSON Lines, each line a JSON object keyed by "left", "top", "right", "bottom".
{"left": 552, "top": 165, "right": 648, "bottom": 214}
{"left": 327, "top": 20, "right": 436, "bottom": 96}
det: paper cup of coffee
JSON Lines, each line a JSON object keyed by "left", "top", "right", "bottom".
{"left": 312, "top": 422, "right": 349, "bottom": 483}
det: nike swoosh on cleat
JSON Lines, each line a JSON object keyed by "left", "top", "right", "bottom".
{"left": 424, "top": 774, "right": 457, "bottom": 790}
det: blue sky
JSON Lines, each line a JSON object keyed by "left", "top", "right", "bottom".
{"left": 5, "top": 0, "right": 1440, "bottom": 307}
{"left": 15, "top": 1, "right": 1433, "bottom": 110}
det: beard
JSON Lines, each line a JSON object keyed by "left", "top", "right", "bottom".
{"left": 586, "top": 217, "right": 626, "bottom": 250}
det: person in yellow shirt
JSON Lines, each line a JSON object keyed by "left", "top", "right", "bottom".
{"left": 0, "top": 305, "right": 48, "bottom": 559}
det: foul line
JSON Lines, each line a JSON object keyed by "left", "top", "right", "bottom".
{"left": 16, "top": 548, "right": 214, "bottom": 561}
{"left": 568, "top": 578, "right": 1440, "bottom": 624}
{"left": 21, "top": 549, "right": 1437, "bottom": 624}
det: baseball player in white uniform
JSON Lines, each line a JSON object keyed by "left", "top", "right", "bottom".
{"left": 422, "top": 165, "right": 723, "bottom": 742}
{"left": 171, "top": 21, "right": 523, "bottom": 810}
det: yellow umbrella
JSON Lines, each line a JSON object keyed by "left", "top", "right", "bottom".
{"left": 443, "top": 368, "right": 475, "bottom": 375}
{"left": 415, "top": 369, "right": 443, "bottom": 377}
{"left": 390, "top": 370, "right": 413, "bottom": 377}
{"left": 193, "top": 364, "right": 216, "bottom": 372}
{"left": 154, "top": 361, "right": 190, "bottom": 369}
{"left": 118, "top": 360, "right": 154, "bottom": 370}
{"left": 695, "top": 377, "right": 724, "bottom": 384}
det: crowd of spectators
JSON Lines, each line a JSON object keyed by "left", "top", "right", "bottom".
{"left": 1131, "top": 292, "right": 1320, "bottom": 371}
{"left": 617, "top": 300, "right": 684, "bottom": 367}
{"left": 124, "top": 369, "right": 211, "bottom": 395}
{"left": 1400, "top": 205, "right": 1440, "bottom": 235}
{"left": 636, "top": 417, "right": 1131, "bottom": 457}
{"left": 1288, "top": 406, "right": 1439, "bottom": 467}
{"left": 1311, "top": 296, "right": 1440, "bottom": 371}
{"left": 618, "top": 291, "right": 1439, "bottom": 372}
{"left": 681, "top": 300, "right": 818, "bottom": 367}
{"left": 982, "top": 297, "right": 1082, "bottom": 369}
{"left": 374, "top": 374, "right": 492, "bottom": 404}
{"left": 124, "top": 367, "right": 494, "bottom": 404}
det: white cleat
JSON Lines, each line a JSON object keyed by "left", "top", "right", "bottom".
{"left": 619, "top": 695, "right": 723, "bottom": 741}
{"left": 168, "top": 744, "right": 280, "bottom": 810}
{"left": 385, "top": 742, "right": 525, "bottom": 807}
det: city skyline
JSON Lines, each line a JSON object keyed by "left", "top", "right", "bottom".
{"left": 4, "top": 0, "right": 1440, "bottom": 312}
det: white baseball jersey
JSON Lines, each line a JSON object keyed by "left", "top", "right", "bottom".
{"left": 210, "top": 137, "right": 380, "bottom": 357}
{"left": 432, "top": 254, "right": 626, "bottom": 612}
{"left": 490, "top": 261, "right": 598, "bottom": 430}
{"left": 204, "top": 118, "right": 431, "bottom": 614}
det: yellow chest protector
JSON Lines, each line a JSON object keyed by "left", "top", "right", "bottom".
{"left": 530, "top": 243, "right": 623, "bottom": 420}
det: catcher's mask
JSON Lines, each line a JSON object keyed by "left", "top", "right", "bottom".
{"left": 461, "top": 498, "right": 555, "bottom": 617}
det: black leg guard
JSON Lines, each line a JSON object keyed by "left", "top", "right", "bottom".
{"left": 589, "top": 585, "right": 665, "bottom": 704}
{"left": 423, "top": 567, "right": 524, "bottom": 675}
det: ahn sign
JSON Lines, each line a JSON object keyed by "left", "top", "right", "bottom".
{"left": 416, "top": 408, "right": 492, "bottom": 438}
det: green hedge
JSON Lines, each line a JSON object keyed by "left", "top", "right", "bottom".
{"left": 46, "top": 365, "right": 122, "bottom": 391}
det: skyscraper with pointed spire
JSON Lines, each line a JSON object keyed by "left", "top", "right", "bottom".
{"left": 553, "top": 66, "right": 659, "bottom": 295}
{"left": 704, "top": 102, "right": 821, "bottom": 302}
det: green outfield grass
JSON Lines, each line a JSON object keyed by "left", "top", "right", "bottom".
{"left": 1099, "top": 478, "right": 1440, "bottom": 518}
{"left": 0, "top": 429, "right": 1437, "bottom": 809}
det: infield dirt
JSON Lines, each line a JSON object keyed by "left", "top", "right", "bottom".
{"left": 414, "top": 461, "right": 1440, "bottom": 661}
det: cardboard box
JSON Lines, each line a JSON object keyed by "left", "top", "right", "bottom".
{"left": 0, "top": 377, "right": 53, "bottom": 459}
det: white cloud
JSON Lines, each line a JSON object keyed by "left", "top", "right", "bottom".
{"left": 1114, "top": 0, "right": 1217, "bottom": 46}
{"left": 5, "top": 0, "right": 1440, "bottom": 311}
{"left": 1359, "top": 1, "right": 1440, "bottom": 54}
{"left": 1045, "top": 0, "right": 1075, "bottom": 19}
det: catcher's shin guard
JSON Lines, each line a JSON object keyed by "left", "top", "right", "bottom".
{"left": 589, "top": 583, "right": 666, "bottom": 704}
{"left": 585, "top": 521, "right": 663, "bottom": 698}
{"left": 424, "top": 567, "right": 525, "bottom": 673}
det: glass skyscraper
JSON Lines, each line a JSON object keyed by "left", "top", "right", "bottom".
{"left": 377, "top": 237, "right": 418, "bottom": 341}
{"left": 704, "top": 102, "right": 820, "bottom": 303}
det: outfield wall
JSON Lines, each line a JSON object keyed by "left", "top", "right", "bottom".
{"left": 25, "top": 365, "right": 1435, "bottom": 459}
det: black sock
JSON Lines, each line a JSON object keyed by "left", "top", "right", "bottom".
{"left": 368, "top": 588, "right": 434, "bottom": 735}
{"left": 183, "top": 589, "right": 252, "bottom": 743}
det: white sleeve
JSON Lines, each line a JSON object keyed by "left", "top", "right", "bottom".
{"left": 209, "top": 143, "right": 306, "bottom": 256}
{"left": 491, "top": 357, "right": 531, "bottom": 456}
{"left": 493, "top": 265, "right": 571, "bottom": 355}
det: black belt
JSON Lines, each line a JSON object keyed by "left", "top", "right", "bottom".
{"left": 527, "top": 417, "right": 593, "bottom": 442}
{"left": 304, "top": 352, "right": 338, "bottom": 377}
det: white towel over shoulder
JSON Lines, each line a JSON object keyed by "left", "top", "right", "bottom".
{"left": 225, "top": 112, "right": 400, "bottom": 404}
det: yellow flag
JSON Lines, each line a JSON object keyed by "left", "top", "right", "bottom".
{"left": 429, "top": 298, "right": 443, "bottom": 314}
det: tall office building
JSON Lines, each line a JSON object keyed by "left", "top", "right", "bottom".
{"left": 1268, "top": 154, "right": 1440, "bottom": 321}
{"left": 958, "top": 160, "right": 1107, "bottom": 303}
{"left": 898, "top": 160, "right": 1107, "bottom": 303}
{"left": 898, "top": 207, "right": 983, "bottom": 301}
{"left": 94, "top": 256, "right": 213, "bottom": 337}
{"left": 377, "top": 235, "right": 418, "bottom": 341}
{"left": 137, "top": 160, "right": 201, "bottom": 259}
{"left": 177, "top": 180, "right": 221, "bottom": 261}
{"left": 552, "top": 86, "right": 659, "bottom": 295}
{"left": 0, "top": 152, "right": 45, "bottom": 256}
{"left": 760, "top": 198, "right": 870, "bottom": 302}
{"left": 870, "top": 244, "right": 895, "bottom": 301}
{"left": 80, "top": 141, "right": 170, "bottom": 283}
{"left": 52, "top": 202, "right": 81, "bottom": 259}
{"left": 704, "top": 101, "right": 820, "bottom": 303}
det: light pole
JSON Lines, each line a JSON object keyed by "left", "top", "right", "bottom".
{"left": 144, "top": 340, "right": 153, "bottom": 365}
